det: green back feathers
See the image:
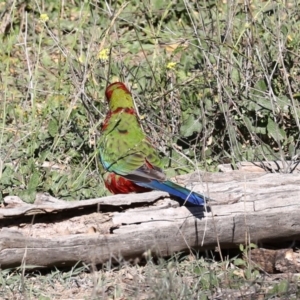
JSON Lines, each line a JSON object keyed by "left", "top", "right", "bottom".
{"left": 99, "top": 82, "right": 164, "bottom": 180}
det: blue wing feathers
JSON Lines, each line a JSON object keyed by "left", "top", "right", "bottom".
{"left": 137, "top": 180, "right": 205, "bottom": 206}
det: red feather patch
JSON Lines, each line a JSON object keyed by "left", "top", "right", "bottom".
{"left": 104, "top": 172, "right": 150, "bottom": 194}
{"left": 105, "top": 82, "right": 130, "bottom": 100}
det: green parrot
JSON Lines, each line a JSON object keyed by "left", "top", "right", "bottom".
{"left": 99, "top": 82, "right": 206, "bottom": 205}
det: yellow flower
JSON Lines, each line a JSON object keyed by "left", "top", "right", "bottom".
{"left": 98, "top": 48, "right": 109, "bottom": 61}
{"left": 78, "top": 55, "right": 84, "bottom": 64}
{"left": 166, "top": 62, "right": 177, "bottom": 70}
{"left": 39, "top": 14, "right": 49, "bottom": 22}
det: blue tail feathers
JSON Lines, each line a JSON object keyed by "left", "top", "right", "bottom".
{"left": 137, "top": 180, "right": 205, "bottom": 206}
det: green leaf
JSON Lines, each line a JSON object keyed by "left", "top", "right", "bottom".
{"left": 255, "top": 79, "right": 267, "bottom": 92}
{"left": 267, "top": 117, "right": 286, "bottom": 141}
{"left": 231, "top": 68, "right": 241, "bottom": 84}
{"left": 0, "top": 165, "right": 14, "bottom": 186}
{"left": 288, "top": 140, "right": 295, "bottom": 157}
{"left": 243, "top": 116, "right": 253, "bottom": 132}
{"left": 277, "top": 280, "right": 289, "bottom": 293}
{"left": 257, "top": 97, "right": 273, "bottom": 111}
{"left": 233, "top": 258, "right": 246, "bottom": 266}
{"left": 180, "top": 113, "right": 202, "bottom": 137}
{"left": 249, "top": 243, "right": 257, "bottom": 249}
{"left": 281, "top": 24, "right": 288, "bottom": 36}
{"left": 277, "top": 95, "right": 290, "bottom": 112}
{"left": 193, "top": 266, "right": 203, "bottom": 275}
{"left": 18, "top": 189, "right": 36, "bottom": 203}
{"left": 254, "top": 126, "right": 267, "bottom": 134}
{"left": 48, "top": 118, "right": 59, "bottom": 137}
{"left": 28, "top": 171, "right": 40, "bottom": 190}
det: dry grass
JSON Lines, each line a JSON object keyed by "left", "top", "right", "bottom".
{"left": 1, "top": 253, "right": 300, "bottom": 299}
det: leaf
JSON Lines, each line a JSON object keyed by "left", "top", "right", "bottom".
{"left": 48, "top": 118, "right": 59, "bottom": 137}
{"left": 28, "top": 171, "right": 40, "bottom": 190}
{"left": 256, "top": 97, "right": 273, "bottom": 111}
{"left": 180, "top": 113, "right": 202, "bottom": 137}
{"left": 245, "top": 148, "right": 255, "bottom": 161}
{"left": 277, "top": 95, "right": 290, "bottom": 112}
{"left": 233, "top": 258, "right": 246, "bottom": 266}
{"left": 267, "top": 117, "right": 286, "bottom": 141}
{"left": 249, "top": 243, "right": 257, "bottom": 249}
{"left": 281, "top": 24, "right": 288, "bottom": 36}
{"left": 231, "top": 68, "right": 241, "bottom": 85}
{"left": 254, "top": 126, "right": 267, "bottom": 134}
{"left": 243, "top": 116, "right": 253, "bottom": 132}
{"left": 0, "top": 165, "right": 14, "bottom": 186}
{"left": 193, "top": 266, "right": 203, "bottom": 275}
{"left": 288, "top": 140, "right": 295, "bottom": 157}
{"left": 18, "top": 189, "right": 36, "bottom": 203}
{"left": 255, "top": 79, "right": 267, "bottom": 92}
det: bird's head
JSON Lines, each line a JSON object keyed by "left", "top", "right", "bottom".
{"left": 105, "top": 82, "right": 134, "bottom": 111}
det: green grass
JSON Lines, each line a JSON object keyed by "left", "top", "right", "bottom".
{"left": 1, "top": 0, "right": 300, "bottom": 298}
{"left": 2, "top": 0, "right": 300, "bottom": 203}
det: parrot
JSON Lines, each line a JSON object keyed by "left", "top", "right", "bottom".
{"left": 98, "top": 82, "right": 207, "bottom": 206}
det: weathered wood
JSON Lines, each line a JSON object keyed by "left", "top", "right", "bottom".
{"left": 1, "top": 191, "right": 169, "bottom": 218}
{"left": 1, "top": 169, "right": 300, "bottom": 269}
{"left": 218, "top": 160, "right": 300, "bottom": 173}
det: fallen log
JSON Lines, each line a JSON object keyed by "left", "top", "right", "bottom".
{"left": 1, "top": 163, "right": 300, "bottom": 269}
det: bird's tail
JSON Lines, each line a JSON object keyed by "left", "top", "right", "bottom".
{"left": 138, "top": 180, "right": 206, "bottom": 206}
